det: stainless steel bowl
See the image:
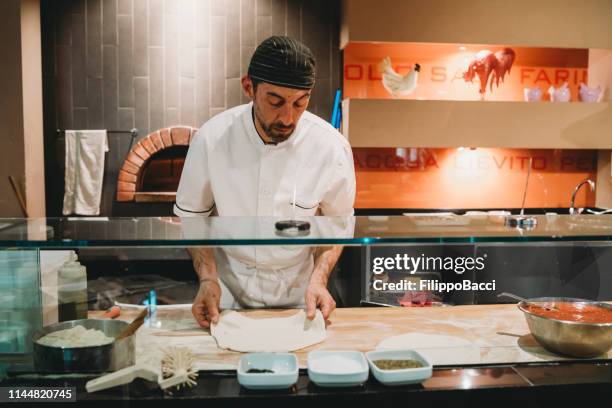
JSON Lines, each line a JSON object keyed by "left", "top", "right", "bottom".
{"left": 518, "top": 297, "right": 612, "bottom": 358}
{"left": 32, "top": 319, "right": 135, "bottom": 373}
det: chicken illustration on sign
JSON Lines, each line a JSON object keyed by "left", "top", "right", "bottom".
{"left": 463, "top": 48, "right": 516, "bottom": 99}
{"left": 380, "top": 57, "right": 420, "bottom": 97}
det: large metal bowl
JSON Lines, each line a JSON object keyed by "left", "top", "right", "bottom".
{"left": 32, "top": 319, "right": 135, "bottom": 373}
{"left": 518, "top": 297, "right": 612, "bottom": 358}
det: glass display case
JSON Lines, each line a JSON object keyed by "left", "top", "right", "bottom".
{"left": 0, "top": 215, "right": 611, "bottom": 403}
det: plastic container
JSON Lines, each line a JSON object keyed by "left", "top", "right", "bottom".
{"left": 58, "top": 261, "right": 88, "bottom": 321}
{"left": 307, "top": 350, "right": 369, "bottom": 387}
{"left": 237, "top": 353, "right": 298, "bottom": 390}
{"left": 365, "top": 349, "right": 432, "bottom": 386}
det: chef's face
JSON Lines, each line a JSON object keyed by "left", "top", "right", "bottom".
{"left": 242, "top": 76, "right": 311, "bottom": 144}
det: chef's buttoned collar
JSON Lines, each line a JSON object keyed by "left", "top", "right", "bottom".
{"left": 242, "top": 102, "right": 303, "bottom": 151}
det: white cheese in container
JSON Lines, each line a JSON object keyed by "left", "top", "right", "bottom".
{"left": 36, "top": 325, "right": 113, "bottom": 348}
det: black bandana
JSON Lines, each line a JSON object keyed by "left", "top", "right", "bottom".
{"left": 248, "top": 36, "right": 316, "bottom": 90}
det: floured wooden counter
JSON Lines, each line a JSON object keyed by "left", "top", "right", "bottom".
{"left": 89, "top": 305, "right": 612, "bottom": 370}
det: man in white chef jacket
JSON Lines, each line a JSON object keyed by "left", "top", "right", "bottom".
{"left": 174, "top": 36, "right": 356, "bottom": 328}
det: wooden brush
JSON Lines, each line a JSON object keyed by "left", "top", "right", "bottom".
{"left": 115, "top": 307, "right": 148, "bottom": 341}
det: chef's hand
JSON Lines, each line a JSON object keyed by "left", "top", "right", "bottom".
{"left": 305, "top": 282, "right": 336, "bottom": 322}
{"left": 192, "top": 279, "right": 221, "bottom": 328}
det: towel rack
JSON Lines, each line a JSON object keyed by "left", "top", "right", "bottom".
{"left": 56, "top": 128, "right": 138, "bottom": 138}
{"left": 56, "top": 128, "right": 139, "bottom": 163}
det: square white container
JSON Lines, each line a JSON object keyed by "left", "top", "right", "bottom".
{"left": 307, "top": 350, "right": 369, "bottom": 387}
{"left": 237, "top": 353, "right": 298, "bottom": 390}
{"left": 365, "top": 349, "right": 432, "bottom": 386}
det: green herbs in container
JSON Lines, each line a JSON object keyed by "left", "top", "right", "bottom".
{"left": 373, "top": 359, "right": 423, "bottom": 370}
{"left": 366, "top": 350, "right": 433, "bottom": 386}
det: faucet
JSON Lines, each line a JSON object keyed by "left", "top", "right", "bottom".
{"left": 569, "top": 179, "right": 595, "bottom": 215}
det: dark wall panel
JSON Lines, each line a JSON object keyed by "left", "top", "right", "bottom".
{"left": 42, "top": 0, "right": 341, "bottom": 216}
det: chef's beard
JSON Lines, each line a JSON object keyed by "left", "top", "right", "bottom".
{"left": 253, "top": 105, "right": 295, "bottom": 144}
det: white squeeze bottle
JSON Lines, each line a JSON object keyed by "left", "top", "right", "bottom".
{"left": 57, "top": 261, "right": 88, "bottom": 321}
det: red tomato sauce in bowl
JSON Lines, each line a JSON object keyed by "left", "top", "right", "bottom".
{"left": 525, "top": 302, "right": 612, "bottom": 324}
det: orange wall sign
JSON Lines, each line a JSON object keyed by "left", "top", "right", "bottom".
{"left": 354, "top": 148, "right": 596, "bottom": 209}
{"left": 345, "top": 43, "right": 596, "bottom": 209}
{"left": 344, "top": 43, "right": 589, "bottom": 101}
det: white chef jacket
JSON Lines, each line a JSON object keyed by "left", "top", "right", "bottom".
{"left": 174, "top": 102, "right": 356, "bottom": 308}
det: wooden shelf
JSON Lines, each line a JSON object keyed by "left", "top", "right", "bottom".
{"left": 341, "top": 0, "right": 612, "bottom": 50}
{"left": 133, "top": 192, "right": 176, "bottom": 203}
{"left": 342, "top": 99, "right": 612, "bottom": 149}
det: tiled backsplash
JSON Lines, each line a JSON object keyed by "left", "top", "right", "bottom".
{"left": 42, "top": 0, "right": 341, "bottom": 216}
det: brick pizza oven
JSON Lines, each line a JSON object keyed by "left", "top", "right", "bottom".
{"left": 116, "top": 126, "right": 197, "bottom": 202}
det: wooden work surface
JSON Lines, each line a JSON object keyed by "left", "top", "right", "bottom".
{"left": 90, "top": 305, "right": 612, "bottom": 370}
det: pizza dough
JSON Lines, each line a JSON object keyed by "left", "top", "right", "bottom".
{"left": 376, "top": 333, "right": 481, "bottom": 365}
{"left": 211, "top": 310, "right": 326, "bottom": 352}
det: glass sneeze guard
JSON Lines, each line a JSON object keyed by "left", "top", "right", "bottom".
{"left": 0, "top": 215, "right": 609, "bottom": 248}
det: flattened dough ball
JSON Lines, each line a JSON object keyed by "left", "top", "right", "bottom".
{"left": 211, "top": 310, "right": 326, "bottom": 352}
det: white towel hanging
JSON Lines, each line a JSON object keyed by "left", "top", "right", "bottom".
{"left": 62, "top": 130, "right": 109, "bottom": 216}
